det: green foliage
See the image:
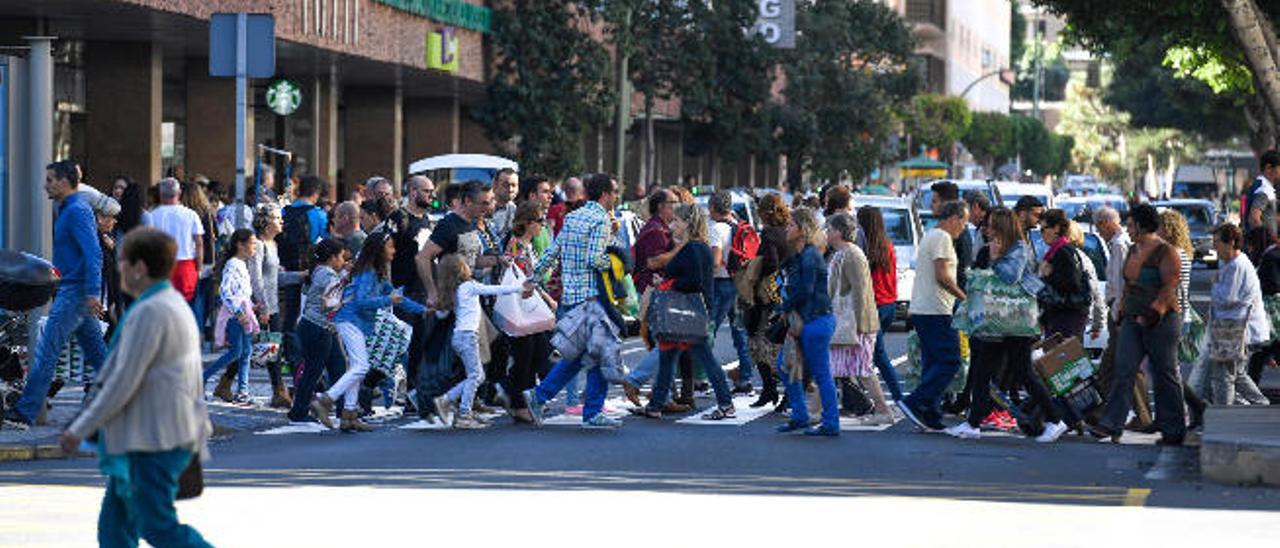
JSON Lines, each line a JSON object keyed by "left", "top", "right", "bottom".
{"left": 1011, "top": 0, "right": 1027, "bottom": 66}
{"left": 773, "top": 0, "right": 919, "bottom": 183}
{"left": 475, "top": 0, "right": 615, "bottom": 178}
{"left": 1105, "top": 40, "right": 1245, "bottom": 142}
{"left": 964, "top": 111, "right": 1015, "bottom": 170}
{"left": 1163, "top": 45, "right": 1254, "bottom": 95}
{"left": 901, "top": 93, "right": 972, "bottom": 157}
{"left": 1013, "top": 39, "right": 1070, "bottom": 102}
{"left": 678, "top": 0, "right": 776, "bottom": 164}
{"left": 1009, "top": 114, "right": 1073, "bottom": 176}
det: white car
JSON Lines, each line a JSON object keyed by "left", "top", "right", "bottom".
{"left": 695, "top": 190, "right": 760, "bottom": 230}
{"left": 854, "top": 194, "right": 921, "bottom": 324}
{"left": 994, "top": 181, "right": 1055, "bottom": 210}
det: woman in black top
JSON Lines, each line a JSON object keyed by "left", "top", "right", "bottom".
{"left": 746, "top": 193, "right": 791, "bottom": 408}
{"left": 1246, "top": 226, "right": 1280, "bottom": 385}
{"left": 1038, "top": 209, "right": 1090, "bottom": 339}
{"left": 640, "top": 204, "right": 736, "bottom": 420}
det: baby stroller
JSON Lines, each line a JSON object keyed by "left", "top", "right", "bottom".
{"left": 0, "top": 250, "right": 61, "bottom": 421}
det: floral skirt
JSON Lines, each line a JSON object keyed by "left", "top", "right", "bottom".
{"left": 830, "top": 333, "right": 877, "bottom": 378}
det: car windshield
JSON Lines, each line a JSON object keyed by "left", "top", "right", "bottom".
{"left": 1171, "top": 183, "right": 1216, "bottom": 200}
{"left": 1168, "top": 205, "right": 1214, "bottom": 232}
{"left": 919, "top": 185, "right": 995, "bottom": 211}
{"left": 1060, "top": 202, "right": 1089, "bottom": 223}
{"left": 919, "top": 212, "right": 939, "bottom": 232}
{"left": 881, "top": 209, "right": 915, "bottom": 247}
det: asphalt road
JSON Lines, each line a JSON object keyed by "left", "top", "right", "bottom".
{"left": 2, "top": 263, "right": 1278, "bottom": 546}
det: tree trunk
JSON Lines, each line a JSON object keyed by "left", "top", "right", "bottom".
{"left": 1223, "top": 0, "right": 1280, "bottom": 135}
{"left": 644, "top": 94, "right": 656, "bottom": 191}
{"left": 1245, "top": 87, "right": 1280, "bottom": 154}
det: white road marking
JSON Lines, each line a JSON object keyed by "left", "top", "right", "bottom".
{"left": 676, "top": 395, "right": 772, "bottom": 426}
{"left": 891, "top": 355, "right": 907, "bottom": 367}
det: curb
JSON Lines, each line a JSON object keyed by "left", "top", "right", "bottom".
{"left": 0, "top": 443, "right": 92, "bottom": 463}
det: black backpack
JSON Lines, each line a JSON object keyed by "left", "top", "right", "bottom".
{"left": 278, "top": 205, "right": 315, "bottom": 272}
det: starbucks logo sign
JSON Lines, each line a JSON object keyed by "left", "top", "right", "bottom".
{"left": 266, "top": 79, "right": 302, "bottom": 116}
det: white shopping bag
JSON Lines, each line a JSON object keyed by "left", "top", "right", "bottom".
{"left": 493, "top": 267, "right": 555, "bottom": 337}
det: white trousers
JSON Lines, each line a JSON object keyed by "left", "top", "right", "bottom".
{"left": 327, "top": 322, "right": 370, "bottom": 411}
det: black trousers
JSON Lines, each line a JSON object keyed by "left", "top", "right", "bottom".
{"left": 396, "top": 291, "right": 428, "bottom": 390}
{"left": 965, "top": 336, "right": 1059, "bottom": 428}
{"left": 503, "top": 332, "right": 552, "bottom": 409}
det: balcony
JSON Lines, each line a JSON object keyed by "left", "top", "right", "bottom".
{"left": 907, "top": 0, "right": 946, "bottom": 39}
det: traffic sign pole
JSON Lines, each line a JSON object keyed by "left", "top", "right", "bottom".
{"left": 234, "top": 12, "right": 249, "bottom": 229}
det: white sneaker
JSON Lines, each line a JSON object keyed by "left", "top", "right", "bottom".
{"left": 945, "top": 422, "right": 981, "bottom": 440}
{"left": 1035, "top": 421, "right": 1068, "bottom": 443}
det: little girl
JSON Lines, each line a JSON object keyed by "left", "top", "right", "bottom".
{"left": 203, "top": 229, "right": 260, "bottom": 404}
{"left": 434, "top": 254, "right": 533, "bottom": 429}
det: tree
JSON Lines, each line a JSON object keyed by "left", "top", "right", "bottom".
{"left": 678, "top": 0, "right": 776, "bottom": 185}
{"left": 1105, "top": 40, "right": 1246, "bottom": 142}
{"left": 1012, "top": 38, "right": 1070, "bottom": 102}
{"left": 901, "top": 93, "right": 972, "bottom": 160}
{"left": 964, "top": 111, "right": 1015, "bottom": 171}
{"left": 475, "top": 0, "right": 615, "bottom": 178}
{"left": 772, "top": 0, "right": 919, "bottom": 185}
{"left": 1031, "top": 0, "right": 1280, "bottom": 152}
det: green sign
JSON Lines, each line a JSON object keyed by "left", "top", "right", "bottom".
{"left": 372, "top": 0, "right": 491, "bottom": 34}
{"left": 266, "top": 79, "right": 302, "bottom": 116}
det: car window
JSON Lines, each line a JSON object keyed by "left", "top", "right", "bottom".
{"left": 1170, "top": 205, "right": 1213, "bottom": 230}
{"left": 881, "top": 209, "right": 915, "bottom": 247}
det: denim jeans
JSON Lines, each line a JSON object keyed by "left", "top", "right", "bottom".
{"left": 646, "top": 339, "right": 733, "bottom": 412}
{"left": 203, "top": 318, "right": 252, "bottom": 394}
{"left": 903, "top": 314, "right": 961, "bottom": 423}
{"left": 532, "top": 302, "right": 608, "bottom": 420}
{"left": 98, "top": 448, "right": 212, "bottom": 548}
{"left": 288, "top": 319, "right": 347, "bottom": 422}
{"left": 776, "top": 314, "right": 839, "bottom": 429}
{"left": 711, "top": 278, "right": 754, "bottom": 385}
{"left": 1100, "top": 313, "right": 1185, "bottom": 438}
{"left": 872, "top": 303, "right": 903, "bottom": 400}
{"left": 626, "top": 349, "right": 660, "bottom": 386}
{"left": 14, "top": 288, "right": 108, "bottom": 422}
{"left": 447, "top": 330, "right": 486, "bottom": 415}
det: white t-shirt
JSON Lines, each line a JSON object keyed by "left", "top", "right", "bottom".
{"left": 454, "top": 280, "right": 524, "bottom": 332}
{"left": 909, "top": 228, "right": 958, "bottom": 316}
{"left": 144, "top": 204, "right": 205, "bottom": 261}
{"left": 710, "top": 220, "right": 733, "bottom": 279}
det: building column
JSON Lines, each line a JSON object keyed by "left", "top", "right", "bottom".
{"left": 343, "top": 85, "right": 402, "bottom": 194}
{"left": 84, "top": 41, "right": 161, "bottom": 187}
{"left": 404, "top": 96, "right": 459, "bottom": 165}
{"left": 314, "top": 74, "right": 339, "bottom": 200}
{"left": 185, "top": 63, "right": 253, "bottom": 194}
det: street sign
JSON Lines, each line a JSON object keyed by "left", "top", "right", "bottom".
{"left": 209, "top": 13, "right": 275, "bottom": 77}
{"left": 427, "top": 27, "right": 459, "bottom": 72}
{"left": 753, "top": 0, "right": 795, "bottom": 49}
{"left": 266, "top": 79, "right": 302, "bottom": 115}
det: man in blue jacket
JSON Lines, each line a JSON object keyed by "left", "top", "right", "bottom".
{"left": 4, "top": 160, "right": 108, "bottom": 429}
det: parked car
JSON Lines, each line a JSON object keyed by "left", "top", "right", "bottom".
{"left": 1155, "top": 199, "right": 1220, "bottom": 268}
{"left": 695, "top": 190, "right": 760, "bottom": 230}
{"left": 913, "top": 179, "right": 1002, "bottom": 214}
{"left": 994, "top": 181, "right": 1055, "bottom": 210}
{"left": 855, "top": 194, "right": 921, "bottom": 325}
{"left": 1056, "top": 194, "right": 1130, "bottom": 232}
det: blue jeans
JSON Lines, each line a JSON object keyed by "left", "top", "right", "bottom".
{"left": 98, "top": 448, "right": 212, "bottom": 548}
{"left": 203, "top": 320, "right": 252, "bottom": 393}
{"left": 711, "top": 279, "right": 754, "bottom": 384}
{"left": 872, "top": 303, "right": 904, "bottom": 400}
{"left": 776, "top": 314, "right": 838, "bottom": 429}
{"left": 647, "top": 338, "right": 733, "bottom": 412}
{"left": 904, "top": 314, "right": 962, "bottom": 423}
{"left": 447, "top": 330, "right": 485, "bottom": 415}
{"left": 626, "top": 349, "right": 660, "bottom": 386}
{"left": 15, "top": 288, "right": 108, "bottom": 422}
{"left": 532, "top": 302, "right": 607, "bottom": 420}
{"left": 288, "top": 319, "right": 347, "bottom": 422}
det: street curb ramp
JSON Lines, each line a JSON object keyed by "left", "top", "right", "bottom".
{"left": 1200, "top": 406, "right": 1280, "bottom": 487}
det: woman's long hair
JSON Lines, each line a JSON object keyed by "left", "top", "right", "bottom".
{"left": 352, "top": 231, "right": 392, "bottom": 280}
{"left": 985, "top": 208, "right": 1022, "bottom": 254}
{"left": 675, "top": 203, "right": 709, "bottom": 244}
{"left": 116, "top": 178, "right": 145, "bottom": 234}
{"left": 857, "top": 206, "right": 891, "bottom": 273}
{"left": 1158, "top": 210, "right": 1194, "bottom": 258}
{"left": 213, "top": 228, "right": 254, "bottom": 287}
{"left": 435, "top": 254, "right": 472, "bottom": 311}
{"left": 791, "top": 207, "right": 825, "bottom": 254}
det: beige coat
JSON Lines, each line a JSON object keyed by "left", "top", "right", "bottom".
{"left": 827, "top": 245, "right": 880, "bottom": 345}
{"left": 69, "top": 286, "right": 212, "bottom": 457}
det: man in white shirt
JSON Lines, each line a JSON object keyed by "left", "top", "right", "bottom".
{"left": 708, "top": 191, "right": 755, "bottom": 393}
{"left": 899, "top": 200, "right": 967, "bottom": 432}
{"left": 144, "top": 178, "right": 204, "bottom": 301}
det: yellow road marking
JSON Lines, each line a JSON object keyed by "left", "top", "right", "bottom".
{"left": 1124, "top": 488, "right": 1151, "bottom": 506}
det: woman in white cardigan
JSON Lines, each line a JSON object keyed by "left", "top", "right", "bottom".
{"left": 60, "top": 227, "right": 212, "bottom": 547}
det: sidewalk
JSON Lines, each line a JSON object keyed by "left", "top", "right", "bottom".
{"left": 1200, "top": 368, "right": 1280, "bottom": 487}
{"left": 0, "top": 352, "right": 289, "bottom": 462}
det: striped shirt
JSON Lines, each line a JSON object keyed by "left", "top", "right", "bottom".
{"left": 1176, "top": 248, "right": 1192, "bottom": 322}
{"left": 534, "top": 200, "right": 613, "bottom": 307}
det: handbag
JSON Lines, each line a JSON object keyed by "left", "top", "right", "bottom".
{"left": 176, "top": 454, "right": 204, "bottom": 500}
{"left": 1178, "top": 307, "right": 1206, "bottom": 365}
{"left": 368, "top": 308, "right": 412, "bottom": 375}
{"left": 493, "top": 268, "right": 555, "bottom": 337}
{"left": 765, "top": 312, "right": 789, "bottom": 345}
{"left": 733, "top": 256, "right": 762, "bottom": 307}
{"left": 1208, "top": 312, "right": 1250, "bottom": 362}
{"left": 646, "top": 290, "right": 710, "bottom": 343}
{"left": 1037, "top": 250, "right": 1091, "bottom": 311}
{"left": 1264, "top": 294, "right": 1280, "bottom": 339}
{"left": 250, "top": 331, "right": 283, "bottom": 366}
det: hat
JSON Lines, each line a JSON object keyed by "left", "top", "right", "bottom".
{"left": 78, "top": 186, "right": 121, "bottom": 217}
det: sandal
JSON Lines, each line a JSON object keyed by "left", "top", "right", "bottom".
{"left": 701, "top": 405, "right": 736, "bottom": 421}
{"left": 629, "top": 407, "right": 663, "bottom": 419}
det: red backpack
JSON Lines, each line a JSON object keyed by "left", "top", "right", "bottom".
{"left": 727, "top": 220, "right": 760, "bottom": 274}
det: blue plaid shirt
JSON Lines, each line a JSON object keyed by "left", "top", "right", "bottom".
{"left": 534, "top": 201, "right": 613, "bottom": 307}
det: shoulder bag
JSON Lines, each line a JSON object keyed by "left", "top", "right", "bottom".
{"left": 646, "top": 290, "right": 710, "bottom": 343}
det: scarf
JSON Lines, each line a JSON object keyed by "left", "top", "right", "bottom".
{"left": 1044, "top": 236, "right": 1071, "bottom": 262}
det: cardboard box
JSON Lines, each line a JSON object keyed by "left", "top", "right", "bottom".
{"left": 1033, "top": 335, "right": 1095, "bottom": 396}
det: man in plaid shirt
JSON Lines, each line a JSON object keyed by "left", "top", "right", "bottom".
{"left": 524, "top": 174, "right": 624, "bottom": 429}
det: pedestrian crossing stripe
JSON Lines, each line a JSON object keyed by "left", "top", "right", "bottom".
{"left": 676, "top": 395, "right": 772, "bottom": 426}
{"left": 839, "top": 417, "right": 898, "bottom": 431}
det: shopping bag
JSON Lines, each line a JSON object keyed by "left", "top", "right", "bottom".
{"left": 1207, "top": 315, "right": 1249, "bottom": 362}
{"left": 493, "top": 268, "right": 555, "bottom": 337}
{"left": 251, "top": 331, "right": 283, "bottom": 367}
{"left": 646, "top": 290, "right": 710, "bottom": 343}
{"left": 368, "top": 308, "right": 411, "bottom": 375}
{"left": 1178, "top": 307, "right": 1206, "bottom": 365}
{"left": 954, "top": 269, "right": 1041, "bottom": 338}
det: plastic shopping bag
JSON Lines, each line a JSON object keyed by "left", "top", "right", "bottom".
{"left": 493, "top": 267, "right": 555, "bottom": 337}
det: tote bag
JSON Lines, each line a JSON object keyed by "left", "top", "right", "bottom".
{"left": 646, "top": 290, "right": 710, "bottom": 343}
{"left": 1208, "top": 313, "right": 1250, "bottom": 362}
{"left": 493, "top": 267, "right": 556, "bottom": 337}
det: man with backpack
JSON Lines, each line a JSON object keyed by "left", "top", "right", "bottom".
{"left": 1243, "top": 150, "right": 1280, "bottom": 234}
{"left": 709, "top": 191, "right": 757, "bottom": 394}
{"left": 277, "top": 175, "right": 330, "bottom": 372}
